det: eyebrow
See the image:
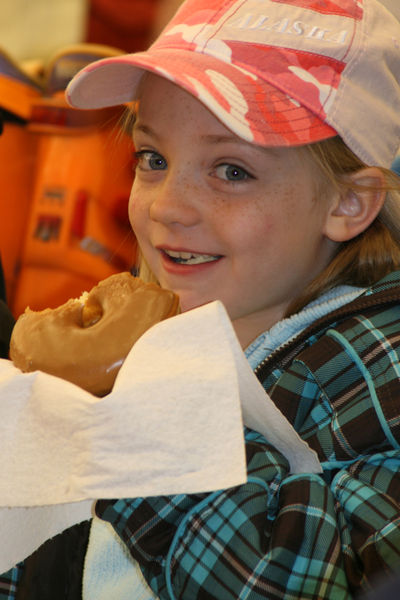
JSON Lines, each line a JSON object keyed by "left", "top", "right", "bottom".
{"left": 199, "top": 134, "right": 248, "bottom": 145}
{"left": 133, "top": 121, "right": 282, "bottom": 157}
{"left": 200, "top": 134, "right": 284, "bottom": 161}
{"left": 133, "top": 122, "right": 158, "bottom": 138}
{"left": 134, "top": 124, "right": 248, "bottom": 147}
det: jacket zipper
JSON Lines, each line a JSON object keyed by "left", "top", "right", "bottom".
{"left": 254, "top": 288, "right": 400, "bottom": 383}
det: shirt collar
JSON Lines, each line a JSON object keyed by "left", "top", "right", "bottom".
{"left": 245, "top": 286, "right": 365, "bottom": 370}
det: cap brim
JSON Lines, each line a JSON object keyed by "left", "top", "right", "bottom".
{"left": 66, "top": 49, "right": 336, "bottom": 148}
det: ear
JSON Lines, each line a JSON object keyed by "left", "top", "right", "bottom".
{"left": 323, "top": 167, "right": 386, "bottom": 243}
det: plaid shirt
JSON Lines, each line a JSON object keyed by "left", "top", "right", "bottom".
{"left": 1, "top": 272, "right": 400, "bottom": 599}
{"left": 96, "top": 271, "right": 400, "bottom": 599}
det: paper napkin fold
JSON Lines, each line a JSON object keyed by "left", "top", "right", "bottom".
{"left": 0, "top": 301, "right": 320, "bottom": 572}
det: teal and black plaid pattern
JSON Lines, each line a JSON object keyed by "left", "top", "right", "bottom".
{"left": 95, "top": 274, "right": 400, "bottom": 599}
{"left": 1, "top": 272, "right": 400, "bottom": 598}
{"left": 97, "top": 438, "right": 354, "bottom": 599}
{"left": 0, "top": 564, "right": 22, "bottom": 600}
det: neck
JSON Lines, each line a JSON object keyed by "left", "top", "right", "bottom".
{"left": 232, "top": 307, "right": 286, "bottom": 349}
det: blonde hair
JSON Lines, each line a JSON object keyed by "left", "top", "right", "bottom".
{"left": 287, "top": 136, "right": 400, "bottom": 315}
{"left": 138, "top": 256, "right": 159, "bottom": 284}
{"left": 136, "top": 135, "right": 400, "bottom": 313}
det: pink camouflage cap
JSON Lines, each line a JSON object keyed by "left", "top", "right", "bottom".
{"left": 67, "top": 0, "right": 400, "bottom": 167}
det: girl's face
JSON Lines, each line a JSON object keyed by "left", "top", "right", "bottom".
{"left": 130, "top": 74, "right": 338, "bottom": 346}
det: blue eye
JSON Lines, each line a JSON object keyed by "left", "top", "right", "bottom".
{"left": 215, "top": 164, "right": 252, "bottom": 181}
{"left": 134, "top": 150, "right": 167, "bottom": 171}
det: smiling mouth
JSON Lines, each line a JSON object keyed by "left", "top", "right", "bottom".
{"left": 163, "top": 249, "right": 222, "bottom": 265}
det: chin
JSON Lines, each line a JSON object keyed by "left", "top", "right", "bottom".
{"left": 178, "top": 294, "right": 215, "bottom": 314}
{"left": 179, "top": 300, "right": 206, "bottom": 313}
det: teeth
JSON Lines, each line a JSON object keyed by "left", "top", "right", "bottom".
{"left": 167, "top": 250, "right": 191, "bottom": 259}
{"left": 164, "top": 250, "right": 220, "bottom": 265}
{"left": 185, "top": 254, "right": 219, "bottom": 264}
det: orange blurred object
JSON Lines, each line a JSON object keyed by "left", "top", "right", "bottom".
{"left": 0, "top": 116, "right": 38, "bottom": 307}
{"left": 12, "top": 96, "right": 137, "bottom": 317}
{"left": 0, "top": 45, "right": 138, "bottom": 317}
{"left": 0, "top": 48, "right": 42, "bottom": 307}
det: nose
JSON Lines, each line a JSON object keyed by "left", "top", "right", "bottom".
{"left": 148, "top": 170, "right": 201, "bottom": 227}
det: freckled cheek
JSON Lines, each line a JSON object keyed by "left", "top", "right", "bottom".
{"left": 128, "top": 174, "right": 150, "bottom": 218}
{"left": 221, "top": 213, "right": 275, "bottom": 263}
{"left": 128, "top": 189, "right": 148, "bottom": 238}
{"left": 241, "top": 207, "right": 275, "bottom": 239}
{"left": 127, "top": 194, "right": 136, "bottom": 231}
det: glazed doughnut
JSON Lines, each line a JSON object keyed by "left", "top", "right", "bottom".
{"left": 10, "top": 272, "right": 179, "bottom": 396}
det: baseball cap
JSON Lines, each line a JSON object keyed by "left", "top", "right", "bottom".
{"left": 67, "top": 0, "right": 400, "bottom": 167}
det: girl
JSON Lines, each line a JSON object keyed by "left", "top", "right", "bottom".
{"left": 2, "top": 0, "right": 400, "bottom": 598}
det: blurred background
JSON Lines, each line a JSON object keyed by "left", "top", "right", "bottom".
{"left": 0, "top": 0, "right": 183, "bottom": 319}
{"left": 0, "top": 0, "right": 399, "bottom": 319}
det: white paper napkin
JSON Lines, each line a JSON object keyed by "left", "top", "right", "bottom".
{"left": 0, "top": 300, "right": 320, "bottom": 572}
